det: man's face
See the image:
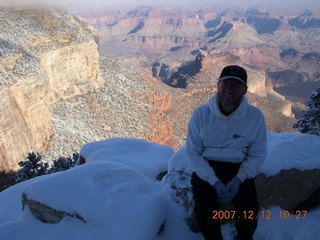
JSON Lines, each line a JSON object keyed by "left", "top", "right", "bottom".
{"left": 217, "top": 79, "right": 247, "bottom": 114}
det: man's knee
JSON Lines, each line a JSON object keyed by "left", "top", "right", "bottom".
{"left": 233, "top": 179, "right": 258, "bottom": 208}
{"left": 191, "top": 172, "right": 219, "bottom": 209}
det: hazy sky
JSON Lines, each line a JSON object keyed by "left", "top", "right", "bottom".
{"left": 2, "top": 0, "right": 320, "bottom": 9}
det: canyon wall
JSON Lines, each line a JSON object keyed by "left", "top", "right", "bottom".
{"left": 0, "top": 8, "right": 103, "bottom": 171}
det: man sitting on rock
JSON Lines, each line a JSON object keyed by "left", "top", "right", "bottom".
{"left": 186, "top": 65, "right": 267, "bottom": 240}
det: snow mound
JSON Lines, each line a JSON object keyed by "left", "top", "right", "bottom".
{"left": 0, "top": 174, "right": 50, "bottom": 225}
{"left": 263, "top": 133, "right": 320, "bottom": 176}
{"left": 0, "top": 162, "right": 167, "bottom": 240}
{"left": 1, "top": 134, "right": 320, "bottom": 240}
{"left": 168, "top": 144, "right": 190, "bottom": 171}
{"left": 80, "top": 138, "right": 174, "bottom": 180}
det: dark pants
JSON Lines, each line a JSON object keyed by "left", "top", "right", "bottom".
{"left": 191, "top": 161, "right": 259, "bottom": 240}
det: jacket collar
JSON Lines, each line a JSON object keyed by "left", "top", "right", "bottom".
{"left": 208, "top": 94, "right": 248, "bottom": 119}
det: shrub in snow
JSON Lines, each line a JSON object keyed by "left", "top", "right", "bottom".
{"left": 48, "top": 153, "right": 79, "bottom": 174}
{"left": 0, "top": 170, "right": 18, "bottom": 192}
{"left": 293, "top": 87, "right": 320, "bottom": 136}
{"left": 16, "top": 152, "right": 49, "bottom": 183}
{"left": 16, "top": 153, "right": 79, "bottom": 183}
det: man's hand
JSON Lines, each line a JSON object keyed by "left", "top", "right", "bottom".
{"left": 213, "top": 180, "right": 227, "bottom": 202}
{"left": 224, "top": 176, "right": 241, "bottom": 203}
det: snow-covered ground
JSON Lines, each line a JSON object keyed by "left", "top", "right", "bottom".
{"left": 0, "top": 133, "right": 320, "bottom": 240}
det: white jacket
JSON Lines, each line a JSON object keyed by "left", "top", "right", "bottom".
{"left": 186, "top": 94, "right": 267, "bottom": 186}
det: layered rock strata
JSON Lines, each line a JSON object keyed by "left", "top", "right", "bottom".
{"left": 79, "top": 6, "right": 320, "bottom": 105}
{"left": 0, "top": 8, "right": 103, "bottom": 172}
{"left": 40, "top": 55, "right": 179, "bottom": 160}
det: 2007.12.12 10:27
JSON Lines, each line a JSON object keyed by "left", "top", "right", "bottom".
{"left": 212, "top": 210, "right": 308, "bottom": 220}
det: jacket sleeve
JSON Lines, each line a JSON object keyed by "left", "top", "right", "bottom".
{"left": 186, "top": 108, "right": 219, "bottom": 186}
{"left": 236, "top": 110, "right": 267, "bottom": 182}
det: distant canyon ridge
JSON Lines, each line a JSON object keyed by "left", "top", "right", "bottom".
{"left": 0, "top": 6, "right": 319, "bottom": 172}
{"left": 78, "top": 6, "right": 320, "bottom": 103}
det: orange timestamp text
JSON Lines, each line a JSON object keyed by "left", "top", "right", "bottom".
{"left": 212, "top": 210, "right": 307, "bottom": 220}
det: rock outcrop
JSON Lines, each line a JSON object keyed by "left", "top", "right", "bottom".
{"left": 0, "top": 8, "right": 103, "bottom": 172}
{"left": 22, "top": 193, "right": 87, "bottom": 224}
{"left": 255, "top": 169, "right": 320, "bottom": 211}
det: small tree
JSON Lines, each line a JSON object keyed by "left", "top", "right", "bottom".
{"left": 48, "top": 153, "right": 79, "bottom": 174}
{"left": 16, "top": 152, "right": 49, "bottom": 183}
{"left": 293, "top": 87, "right": 320, "bottom": 136}
{"left": 16, "top": 152, "right": 79, "bottom": 183}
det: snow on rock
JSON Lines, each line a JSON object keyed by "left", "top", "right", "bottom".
{"left": 0, "top": 175, "right": 50, "bottom": 225}
{"left": 256, "top": 205, "right": 320, "bottom": 240}
{"left": 263, "top": 133, "right": 320, "bottom": 176}
{"left": 1, "top": 134, "right": 320, "bottom": 240}
{"left": 0, "top": 161, "right": 167, "bottom": 240}
{"left": 256, "top": 133, "right": 320, "bottom": 211}
{"left": 165, "top": 145, "right": 195, "bottom": 229}
{"left": 80, "top": 138, "right": 174, "bottom": 180}
{"left": 166, "top": 145, "right": 193, "bottom": 214}
{"left": 168, "top": 144, "right": 190, "bottom": 171}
